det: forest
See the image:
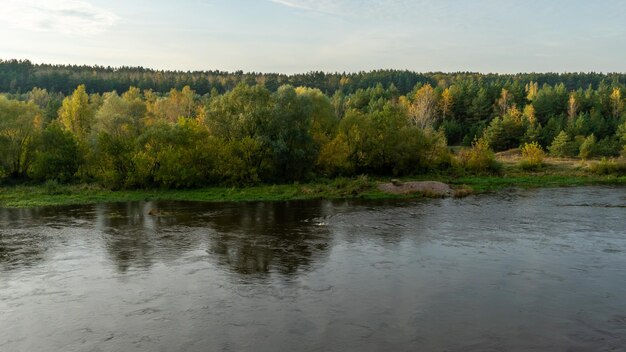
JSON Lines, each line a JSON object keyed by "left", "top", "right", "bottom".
{"left": 1, "top": 59, "right": 626, "bottom": 189}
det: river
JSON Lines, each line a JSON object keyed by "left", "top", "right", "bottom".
{"left": 1, "top": 187, "right": 625, "bottom": 351}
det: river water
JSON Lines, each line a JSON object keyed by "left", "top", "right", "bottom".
{"left": 1, "top": 187, "right": 625, "bottom": 351}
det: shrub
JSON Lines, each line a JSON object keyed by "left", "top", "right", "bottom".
{"left": 578, "top": 134, "right": 596, "bottom": 160}
{"left": 330, "top": 175, "right": 372, "bottom": 196}
{"left": 519, "top": 142, "right": 545, "bottom": 170}
{"left": 593, "top": 137, "right": 621, "bottom": 157}
{"left": 43, "top": 179, "right": 71, "bottom": 195}
{"left": 455, "top": 138, "right": 501, "bottom": 174}
{"left": 589, "top": 158, "right": 626, "bottom": 175}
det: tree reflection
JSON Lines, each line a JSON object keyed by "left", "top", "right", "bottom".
{"left": 205, "top": 201, "right": 332, "bottom": 277}
{"left": 95, "top": 202, "right": 155, "bottom": 272}
{"left": 1, "top": 200, "right": 334, "bottom": 278}
{"left": 96, "top": 201, "right": 208, "bottom": 273}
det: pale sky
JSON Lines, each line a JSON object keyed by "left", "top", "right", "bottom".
{"left": 1, "top": 0, "right": 625, "bottom": 73}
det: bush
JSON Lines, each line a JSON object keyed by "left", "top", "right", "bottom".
{"left": 330, "top": 175, "right": 372, "bottom": 196}
{"left": 519, "top": 142, "right": 545, "bottom": 170}
{"left": 455, "top": 138, "right": 501, "bottom": 174}
{"left": 43, "top": 180, "right": 71, "bottom": 195}
{"left": 578, "top": 134, "right": 596, "bottom": 160}
{"left": 575, "top": 135, "right": 620, "bottom": 159}
{"left": 593, "top": 137, "right": 621, "bottom": 157}
{"left": 589, "top": 158, "right": 626, "bottom": 175}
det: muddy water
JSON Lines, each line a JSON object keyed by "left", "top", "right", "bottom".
{"left": 1, "top": 187, "right": 625, "bottom": 351}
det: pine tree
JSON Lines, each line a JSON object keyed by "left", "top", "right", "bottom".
{"left": 549, "top": 131, "right": 572, "bottom": 157}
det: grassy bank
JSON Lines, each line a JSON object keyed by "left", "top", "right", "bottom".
{"left": 449, "top": 155, "right": 626, "bottom": 191}
{"left": 1, "top": 167, "right": 625, "bottom": 208}
{"left": 0, "top": 177, "right": 385, "bottom": 208}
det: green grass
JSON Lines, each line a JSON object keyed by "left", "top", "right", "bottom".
{"left": 0, "top": 177, "right": 389, "bottom": 208}
{"left": 2, "top": 172, "right": 626, "bottom": 208}
{"left": 449, "top": 175, "right": 626, "bottom": 192}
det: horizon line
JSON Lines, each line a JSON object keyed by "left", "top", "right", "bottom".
{"left": 2, "top": 58, "right": 626, "bottom": 76}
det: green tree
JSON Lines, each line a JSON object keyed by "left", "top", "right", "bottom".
{"left": 482, "top": 107, "right": 525, "bottom": 151}
{"left": 297, "top": 87, "right": 338, "bottom": 149}
{"left": 0, "top": 96, "right": 42, "bottom": 179}
{"left": 579, "top": 134, "right": 597, "bottom": 159}
{"left": 317, "top": 133, "right": 353, "bottom": 176}
{"left": 205, "top": 83, "right": 272, "bottom": 140}
{"left": 205, "top": 83, "right": 274, "bottom": 180}
{"left": 549, "top": 131, "right": 575, "bottom": 157}
{"left": 132, "top": 119, "right": 216, "bottom": 188}
{"left": 89, "top": 91, "right": 146, "bottom": 187}
{"left": 30, "top": 122, "right": 81, "bottom": 182}
{"left": 470, "top": 87, "right": 492, "bottom": 123}
{"left": 267, "top": 85, "right": 317, "bottom": 180}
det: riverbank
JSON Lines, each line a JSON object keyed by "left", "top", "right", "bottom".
{"left": 2, "top": 155, "right": 626, "bottom": 208}
{"left": 1, "top": 173, "right": 625, "bottom": 208}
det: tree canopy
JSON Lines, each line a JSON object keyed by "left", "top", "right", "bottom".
{"left": 2, "top": 61, "right": 626, "bottom": 187}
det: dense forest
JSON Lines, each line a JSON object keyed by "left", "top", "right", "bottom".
{"left": 1, "top": 59, "right": 626, "bottom": 188}
{"left": 3, "top": 59, "right": 626, "bottom": 96}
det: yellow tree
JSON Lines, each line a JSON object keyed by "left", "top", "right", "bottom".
{"left": 409, "top": 84, "right": 437, "bottom": 129}
{"left": 523, "top": 104, "right": 536, "bottom": 124}
{"left": 496, "top": 89, "right": 513, "bottom": 116}
{"left": 440, "top": 87, "right": 453, "bottom": 120}
{"left": 152, "top": 86, "right": 197, "bottom": 122}
{"left": 525, "top": 81, "right": 538, "bottom": 101}
{"left": 610, "top": 88, "right": 623, "bottom": 119}
{"left": 58, "top": 84, "right": 93, "bottom": 139}
{"left": 567, "top": 93, "right": 578, "bottom": 123}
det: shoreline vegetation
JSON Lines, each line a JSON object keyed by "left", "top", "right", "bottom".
{"left": 3, "top": 62, "right": 626, "bottom": 208}
{"left": 2, "top": 156, "right": 625, "bottom": 208}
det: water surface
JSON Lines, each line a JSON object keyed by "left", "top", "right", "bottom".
{"left": 1, "top": 187, "right": 626, "bottom": 351}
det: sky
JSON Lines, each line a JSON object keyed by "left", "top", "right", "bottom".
{"left": 1, "top": 0, "right": 626, "bottom": 73}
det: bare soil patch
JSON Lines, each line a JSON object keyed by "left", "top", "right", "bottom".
{"left": 378, "top": 181, "right": 453, "bottom": 197}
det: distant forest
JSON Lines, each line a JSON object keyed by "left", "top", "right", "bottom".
{"left": 3, "top": 59, "right": 626, "bottom": 96}
{"left": 1, "top": 59, "right": 626, "bottom": 188}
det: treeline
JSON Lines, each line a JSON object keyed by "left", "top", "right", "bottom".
{"left": 3, "top": 59, "right": 626, "bottom": 96}
{"left": 1, "top": 74, "right": 626, "bottom": 188}
{"left": 0, "top": 83, "right": 457, "bottom": 187}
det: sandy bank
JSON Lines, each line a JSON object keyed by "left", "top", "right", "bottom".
{"left": 377, "top": 181, "right": 453, "bottom": 197}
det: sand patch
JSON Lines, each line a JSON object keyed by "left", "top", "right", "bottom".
{"left": 377, "top": 181, "right": 453, "bottom": 197}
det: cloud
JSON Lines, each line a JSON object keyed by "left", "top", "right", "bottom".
{"left": 270, "top": 0, "right": 433, "bottom": 16}
{"left": 269, "top": 0, "right": 342, "bottom": 15}
{"left": 0, "top": 0, "right": 118, "bottom": 35}
{"left": 268, "top": 0, "right": 529, "bottom": 24}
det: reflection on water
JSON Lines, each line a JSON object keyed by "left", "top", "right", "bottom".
{"left": 1, "top": 187, "right": 626, "bottom": 351}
